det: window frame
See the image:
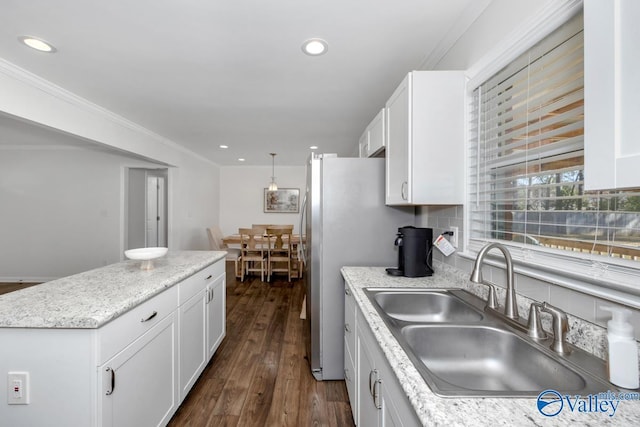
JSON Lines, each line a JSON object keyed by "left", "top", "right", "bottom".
{"left": 461, "top": 0, "right": 640, "bottom": 306}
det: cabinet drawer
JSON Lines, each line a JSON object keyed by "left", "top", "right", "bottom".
{"left": 344, "top": 285, "right": 357, "bottom": 359}
{"left": 98, "top": 285, "right": 178, "bottom": 364}
{"left": 179, "top": 261, "right": 224, "bottom": 305}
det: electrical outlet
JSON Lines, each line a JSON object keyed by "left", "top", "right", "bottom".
{"left": 7, "top": 372, "right": 30, "bottom": 405}
{"left": 450, "top": 226, "right": 459, "bottom": 249}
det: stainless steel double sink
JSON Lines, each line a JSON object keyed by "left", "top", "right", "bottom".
{"left": 364, "top": 288, "right": 614, "bottom": 397}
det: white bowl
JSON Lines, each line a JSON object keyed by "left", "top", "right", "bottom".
{"left": 124, "top": 247, "right": 168, "bottom": 270}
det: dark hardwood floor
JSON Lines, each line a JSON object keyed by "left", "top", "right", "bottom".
{"left": 0, "top": 282, "right": 40, "bottom": 295}
{"left": 168, "top": 265, "right": 355, "bottom": 427}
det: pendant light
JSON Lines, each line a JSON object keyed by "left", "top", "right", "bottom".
{"left": 268, "top": 153, "right": 278, "bottom": 191}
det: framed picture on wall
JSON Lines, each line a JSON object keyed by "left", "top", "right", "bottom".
{"left": 264, "top": 188, "right": 300, "bottom": 213}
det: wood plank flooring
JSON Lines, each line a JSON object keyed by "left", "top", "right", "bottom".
{"left": 168, "top": 265, "right": 355, "bottom": 427}
{"left": 0, "top": 282, "right": 40, "bottom": 295}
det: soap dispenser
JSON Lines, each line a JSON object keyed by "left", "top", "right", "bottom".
{"left": 602, "top": 306, "right": 639, "bottom": 389}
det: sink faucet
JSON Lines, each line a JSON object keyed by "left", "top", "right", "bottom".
{"left": 527, "top": 302, "right": 548, "bottom": 340}
{"left": 540, "top": 302, "right": 571, "bottom": 355}
{"left": 470, "top": 243, "right": 519, "bottom": 320}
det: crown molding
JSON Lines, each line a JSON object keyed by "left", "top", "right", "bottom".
{"left": 0, "top": 58, "right": 219, "bottom": 167}
{"left": 418, "top": 0, "right": 493, "bottom": 70}
{"left": 0, "top": 144, "right": 86, "bottom": 151}
{"left": 466, "top": 0, "right": 583, "bottom": 89}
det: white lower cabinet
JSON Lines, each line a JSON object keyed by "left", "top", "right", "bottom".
{"left": 0, "top": 258, "right": 225, "bottom": 427}
{"left": 179, "top": 289, "right": 207, "bottom": 399}
{"left": 344, "top": 287, "right": 358, "bottom": 423}
{"left": 345, "top": 285, "right": 420, "bottom": 426}
{"left": 178, "top": 261, "right": 225, "bottom": 400}
{"left": 357, "top": 325, "right": 380, "bottom": 427}
{"left": 206, "top": 273, "right": 226, "bottom": 359}
{"left": 100, "top": 259, "right": 225, "bottom": 426}
{"left": 99, "top": 312, "right": 178, "bottom": 427}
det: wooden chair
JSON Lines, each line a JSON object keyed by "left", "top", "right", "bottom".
{"left": 239, "top": 227, "right": 268, "bottom": 282}
{"left": 251, "top": 224, "right": 271, "bottom": 234}
{"left": 207, "top": 226, "right": 241, "bottom": 278}
{"left": 266, "top": 225, "right": 294, "bottom": 282}
{"left": 291, "top": 234, "right": 303, "bottom": 279}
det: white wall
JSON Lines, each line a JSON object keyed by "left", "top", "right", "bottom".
{"left": 0, "top": 61, "right": 221, "bottom": 281}
{"left": 0, "top": 148, "right": 159, "bottom": 280}
{"left": 0, "top": 145, "right": 219, "bottom": 281}
{"left": 170, "top": 150, "right": 220, "bottom": 250}
{"left": 218, "top": 165, "right": 306, "bottom": 238}
{"left": 434, "top": 0, "right": 548, "bottom": 70}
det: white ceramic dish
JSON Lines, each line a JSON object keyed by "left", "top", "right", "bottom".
{"left": 124, "top": 247, "right": 168, "bottom": 270}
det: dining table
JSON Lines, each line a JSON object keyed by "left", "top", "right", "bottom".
{"left": 221, "top": 233, "right": 304, "bottom": 247}
{"left": 222, "top": 233, "right": 305, "bottom": 279}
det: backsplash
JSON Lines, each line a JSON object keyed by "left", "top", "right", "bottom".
{"left": 435, "top": 261, "right": 615, "bottom": 360}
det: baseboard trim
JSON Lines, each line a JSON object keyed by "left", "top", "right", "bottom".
{"left": 0, "top": 277, "right": 58, "bottom": 284}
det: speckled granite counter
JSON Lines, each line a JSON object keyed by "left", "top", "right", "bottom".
{"left": 0, "top": 251, "right": 225, "bottom": 328}
{"left": 341, "top": 265, "right": 640, "bottom": 426}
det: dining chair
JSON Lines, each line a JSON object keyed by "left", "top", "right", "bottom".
{"left": 266, "top": 225, "right": 294, "bottom": 282}
{"left": 251, "top": 224, "right": 271, "bottom": 235}
{"left": 207, "top": 226, "right": 242, "bottom": 278}
{"left": 239, "top": 227, "right": 268, "bottom": 282}
{"left": 291, "top": 234, "right": 303, "bottom": 279}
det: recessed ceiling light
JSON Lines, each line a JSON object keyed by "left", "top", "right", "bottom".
{"left": 302, "top": 38, "right": 328, "bottom": 56}
{"left": 310, "top": 146, "right": 318, "bottom": 150}
{"left": 219, "top": 145, "right": 228, "bottom": 149}
{"left": 238, "top": 158, "right": 245, "bottom": 162}
{"left": 18, "top": 36, "right": 57, "bottom": 53}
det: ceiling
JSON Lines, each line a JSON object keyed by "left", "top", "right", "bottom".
{"left": 0, "top": 0, "right": 486, "bottom": 166}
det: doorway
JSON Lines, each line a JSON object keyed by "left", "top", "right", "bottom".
{"left": 127, "top": 168, "right": 168, "bottom": 249}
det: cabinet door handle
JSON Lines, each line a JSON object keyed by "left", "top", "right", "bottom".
{"left": 401, "top": 181, "right": 408, "bottom": 200}
{"left": 373, "top": 378, "right": 382, "bottom": 410}
{"left": 140, "top": 311, "right": 158, "bottom": 322}
{"left": 345, "top": 288, "right": 351, "bottom": 296}
{"left": 205, "top": 274, "right": 212, "bottom": 280}
{"left": 344, "top": 323, "right": 351, "bottom": 333}
{"left": 368, "top": 369, "right": 377, "bottom": 397}
{"left": 105, "top": 367, "right": 115, "bottom": 395}
{"left": 368, "top": 369, "right": 382, "bottom": 409}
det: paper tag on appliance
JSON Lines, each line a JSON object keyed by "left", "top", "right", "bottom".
{"left": 434, "top": 234, "right": 456, "bottom": 256}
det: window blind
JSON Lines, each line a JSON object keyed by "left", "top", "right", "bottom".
{"left": 468, "top": 13, "right": 640, "bottom": 275}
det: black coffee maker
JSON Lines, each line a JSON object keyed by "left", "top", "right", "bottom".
{"left": 386, "top": 226, "right": 434, "bottom": 277}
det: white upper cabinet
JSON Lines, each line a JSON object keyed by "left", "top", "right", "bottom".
{"left": 359, "top": 108, "right": 386, "bottom": 158}
{"left": 367, "top": 108, "right": 386, "bottom": 156}
{"left": 385, "top": 71, "right": 465, "bottom": 205}
{"left": 584, "top": 0, "right": 640, "bottom": 190}
{"left": 359, "top": 128, "right": 369, "bottom": 158}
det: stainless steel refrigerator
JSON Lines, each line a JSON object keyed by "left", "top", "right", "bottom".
{"left": 299, "top": 154, "right": 414, "bottom": 380}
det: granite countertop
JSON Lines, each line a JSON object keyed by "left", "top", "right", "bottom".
{"left": 0, "top": 251, "right": 226, "bottom": 329}
{"left": 341, "top": 265, "right": 640, "bottom": 427}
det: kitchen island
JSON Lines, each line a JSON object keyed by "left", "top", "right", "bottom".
{"left": 341, "top": 266, "right": 640, "bottom": 426}
{"left": 0, "top": 250, "right": 226, "bottom": 426}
